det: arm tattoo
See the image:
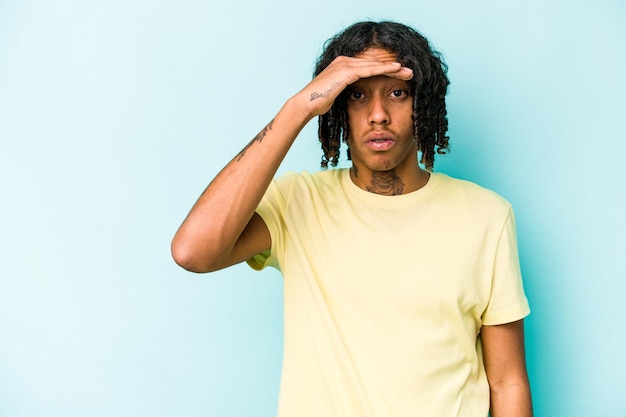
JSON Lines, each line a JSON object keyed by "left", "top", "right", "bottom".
{"left": 237, "top": 119, "right": 274, "bottom": 161}
{"left": 310, "top": 82, "right": 340, "bottom": 101}
{"left": 366, "top": 170, "right": 405, "bottom": 196}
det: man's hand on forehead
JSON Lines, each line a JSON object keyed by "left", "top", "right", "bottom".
{"left": 299, "top": 54, "right": 413, "bottom": 118}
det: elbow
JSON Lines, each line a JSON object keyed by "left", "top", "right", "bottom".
{"left": 171, "top": 238, "right": 221, "bottom": 274}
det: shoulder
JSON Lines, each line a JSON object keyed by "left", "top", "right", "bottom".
{"left": 436, "top": 173, "right": 510, "bottom": 204}
{"left": 272, "top": 168, "right": 345, "bottom": 192}
{"left": 433, "top": 173, "right": 513, "bottom": 221}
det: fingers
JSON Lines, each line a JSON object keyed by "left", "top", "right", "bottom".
{"left": 329, "top": 57, "right": 412, "bottom": 84}
{"left": 373, "top": 64, "right": 413, "bottom": 80}
{"left": 299, "top": 55, "right": 414, "bottom": 117}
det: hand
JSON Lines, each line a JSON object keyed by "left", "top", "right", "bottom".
{"left": 297, "top": 55, "right": 414, "bottom": 118}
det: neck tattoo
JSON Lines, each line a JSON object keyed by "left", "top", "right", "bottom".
{"left": 366, "top": 170, "right": 405, "bottom": 196}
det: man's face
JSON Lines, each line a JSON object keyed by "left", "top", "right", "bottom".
{"left": 345, "top": 48, "right": 417, "bottom": 174}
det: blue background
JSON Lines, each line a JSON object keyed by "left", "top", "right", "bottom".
{"left": 1, "top": 0, "right": 625, "bottom": 416}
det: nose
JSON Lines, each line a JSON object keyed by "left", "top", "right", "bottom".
{"left": 367, "top": 95, "right": 390, "bottom": 125}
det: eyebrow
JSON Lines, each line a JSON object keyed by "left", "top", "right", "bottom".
{"left": 349, "top": 78, "right": 410, "bottom": 89}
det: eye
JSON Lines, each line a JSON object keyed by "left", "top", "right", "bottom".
{"left": 348, "top": 91, "right": 364, "bottom": 101}
{"left": 391, "top": 89, "right": 408, "bottom": 98}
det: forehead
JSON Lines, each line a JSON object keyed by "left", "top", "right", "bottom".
{"left": 354, "top": 47, "right": 398, "bottom": 62}
{"left": 349, "top": 47, "right": 408, "bottom": 90}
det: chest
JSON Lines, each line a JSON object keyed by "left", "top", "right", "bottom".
{"left": 281, "top": 198, "right": 495, "bottom": 322}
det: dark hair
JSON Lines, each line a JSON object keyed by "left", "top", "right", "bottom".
{"left": 314, "top": 21, "right": 450, "bottom": 170}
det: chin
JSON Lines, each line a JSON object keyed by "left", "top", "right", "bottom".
{"left": 364, "top": 157, "right": 399, "bottom": 172}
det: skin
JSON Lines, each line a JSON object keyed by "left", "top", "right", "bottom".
{"left": 171, "top": 49, "right": 413, "bottom": 273}
{"left": 482, "top": 320, "right": 534, "bottom": 417}
{"left": 344, "top": 48, "right": 429, "bottom": 195}
{"left": 171, "top": 47, "right": 532, "bottom": 417}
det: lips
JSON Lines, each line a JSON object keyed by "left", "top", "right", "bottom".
{"left": 365, "top": 133, "right": 395, "bottom": 151}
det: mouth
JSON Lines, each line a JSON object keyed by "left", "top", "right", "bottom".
{"left": 366, "top": 135, "right": 395, "bottom": 151}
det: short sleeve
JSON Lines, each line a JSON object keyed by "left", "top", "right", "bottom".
{"left": 481, "top": 209, "right": 531, "bottom": 325}
{"left": 246, "top": 249, "right": 272, "bottom": 271}
{"left": 244, "top": 174, "right": 295, "bottom": 271}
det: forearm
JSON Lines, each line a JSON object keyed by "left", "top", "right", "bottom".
{"left": 171, "top": 54, "right": 414, "bottom": 272}
{"left": 490, "top": 380, "right": 533, "bottom": 417}
{"left": 171, "top": 95, "right": 312, "bottom": 272}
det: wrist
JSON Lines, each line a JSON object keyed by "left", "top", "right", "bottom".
{"left": 282, "top": 93, "right": 318, "bottom": 127}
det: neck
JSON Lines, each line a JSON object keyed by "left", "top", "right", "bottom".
{"left": 350, "top": 165, "right": 430, "bottom": 196}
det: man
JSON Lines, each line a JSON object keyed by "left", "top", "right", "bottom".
{"left": 172, "top": 21, "right": 532, "bottom": 417}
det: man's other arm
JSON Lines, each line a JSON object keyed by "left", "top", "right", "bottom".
{"left": 481, "top": 319, "right": 533, "bottom": 417}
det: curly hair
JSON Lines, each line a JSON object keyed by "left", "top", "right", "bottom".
{"left": 314, "top": 21, "right": 450, "bottom": 171}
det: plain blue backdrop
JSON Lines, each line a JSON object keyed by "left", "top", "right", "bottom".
{"left": 1, "top": 0, "right": 625, "bottom": 416}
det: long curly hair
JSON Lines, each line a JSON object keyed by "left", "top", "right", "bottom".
{"left": 314, "top": 21, "right": 450, "bottom": 171}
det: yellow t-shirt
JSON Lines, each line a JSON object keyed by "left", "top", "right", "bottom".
{"left": 247, "top": 169, "right": 530, "bottom": 417}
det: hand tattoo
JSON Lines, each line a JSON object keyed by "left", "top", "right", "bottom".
{"left": 310, "top": 82, "right": 340, "bottom": 101}
{"left": 237, "top": 119, "right": 274, "bottom": 161}
{"left": 366, "top": 170, "right": 405, "bottom": 196}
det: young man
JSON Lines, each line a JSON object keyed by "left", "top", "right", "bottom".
{"left": 172, "top": 21, "right": 532, "bottom": 417}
